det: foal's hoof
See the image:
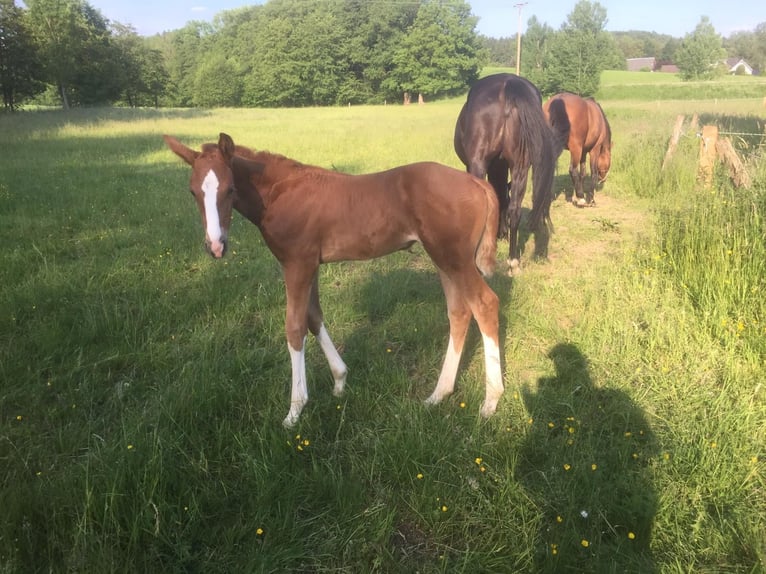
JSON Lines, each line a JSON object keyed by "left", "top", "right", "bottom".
{"left": 480, "top": 400, "right": 498, "bottom": 418}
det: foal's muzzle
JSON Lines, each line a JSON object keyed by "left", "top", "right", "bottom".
{"left": 206, "top": 238, "right": 228, "bottom": 259}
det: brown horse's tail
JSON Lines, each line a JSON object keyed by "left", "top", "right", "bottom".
{"left": 504, "top": 79, "right": 556, "bottom": 233}
{"left": 475, "top": 179, "right": 499, "bottom": 278}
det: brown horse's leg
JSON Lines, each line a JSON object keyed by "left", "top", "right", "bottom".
{"left": 307, "top": 274, "right": 347, "bottom": 397}
{"left": 282, "top": 263, "right": 318, "bottom": 428}
{"left": 506, "top": 165, "right": 528, "bottom": 271}
{"left": 587, "top": 151, "right": 598, "bottom": 205}
{"left": 568, "top": 148, "right": 586, "bottom": 207}
{"left": 425, "top": 271, "right": 472, "bottom": 406}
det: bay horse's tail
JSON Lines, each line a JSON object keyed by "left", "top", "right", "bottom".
{"left": 503, "top": 78, "right": 556, "bottom": 232}
{"left": 475, "top": 179, "right": 499, "bottom": 278}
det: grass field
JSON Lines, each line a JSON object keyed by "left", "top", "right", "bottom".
{"left": 1, "top": 77, "right": 765, "bottom": 572}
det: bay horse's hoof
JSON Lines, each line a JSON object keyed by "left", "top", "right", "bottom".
{"left": 575, "top": 197, "right": 587, "bottom": 207}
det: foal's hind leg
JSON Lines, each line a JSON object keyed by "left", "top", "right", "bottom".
{"left": 463, "top": 273, "right": 503, "bottom": 417}
{"left": 426, "top": 270, "right": 503, "bottom": 418}
{"left": 307, "top": 274, "right": 347, "bottom": 397}
{"left": 425, "top": 271, "right": 472, "bottom": 406}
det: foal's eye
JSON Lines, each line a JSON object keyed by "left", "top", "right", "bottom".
{"left": 227, "top": 186, "right": 236, "bottom": 197}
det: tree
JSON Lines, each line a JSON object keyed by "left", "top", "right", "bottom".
{"left": 540, "top": 1, "right": 619, "bottom": 96}
{"left": 520, "top": 16, "right": 554, "bottom": 88}
{"left": 25, "top": 0, "right": 121, "bottom": 107}
{"left": 0, "top": 0, "right": 44, "bottom": 109}
{"left": 193, "top": 54, "right": 241, "bottom": 107}
{"left": 725, "top": 22, "right": 766, "bottom": 74}
{"left": 675, "top": 16, "right": 726, "bottom": 80}
{"left": 385, "top": 0, "right": 485, "bottom": 103}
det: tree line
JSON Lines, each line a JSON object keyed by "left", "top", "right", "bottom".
{"left": 1, "top": 0, "right": 764, "bottom": 111}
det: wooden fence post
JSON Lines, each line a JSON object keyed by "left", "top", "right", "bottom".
{"left": 698, "top": 125, "right": 718, "bottom": 188}
{"left": 662, "top": 115, "right": 685, "bottom": 170}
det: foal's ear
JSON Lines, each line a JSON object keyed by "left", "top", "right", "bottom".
{"left": 163, "top": 135, "right": 198, "bottom": 166}
{"left": 218, "top": 133, "right": 236, "bottom": 163}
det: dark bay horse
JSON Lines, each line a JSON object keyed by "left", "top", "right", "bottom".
{"left": 164, "top": 133, "right": 504, "bottom": 428}
{"left": 543, "top": 92, "right": 612, "bottom": 206}
{"left": 454, "top": 73, "right": 559, "bottom": 271}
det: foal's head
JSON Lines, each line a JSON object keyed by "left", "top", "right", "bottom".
{"left": 164, "top": 133, "right": 237, "bottom": 259}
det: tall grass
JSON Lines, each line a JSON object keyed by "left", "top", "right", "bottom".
{"left": 1, "top": 94, "right": 764, "bottom": 572}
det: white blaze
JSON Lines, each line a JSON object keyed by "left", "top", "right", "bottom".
{"left": 201, "top": 170, "right": 222, "bottom": 244}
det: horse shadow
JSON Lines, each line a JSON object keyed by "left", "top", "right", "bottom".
{"left": 515, "top": 206, "right": 551, "bottom": 263}
{"left": 515, "top": 343, "right": 658, "bottom": 573}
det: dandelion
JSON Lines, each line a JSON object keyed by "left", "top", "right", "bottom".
{"left": 475, "top": 457, "right": 483, "bottom": 465}
{"left": 563, "top": 463, "right": 571, "bottom": 471}
{"left": 127, "top": 444, "right": 134, "bottom": 450}
{"left": 548, "top": 421, "right": 555, "bottom": 428}
{"left": 580, "top": 539, "right": 589, "bottom": 548}
{"left": 750, "top": 456, "right": 759, "bottom": 464}
{"left": 663, "top": 452, "right": 671, "bottom": 461}
{"left": 591, "top": 463, "right": 597, "bottom": 471}
{"left": 441, "top": 505, "right": 448, "bottom": 512}
{"left": 527, "top": 418, "right": 534, "bottom": 425}
{"left": 568, "top": 426, "right": 575, "bottom": 434}
{"left": 302, "top": 439, "right": 310, "bottom": 447}
{"left": 628, "top": 532, "right": 636, "bottom": 540}
{"left": 710, "top": 441, "right": 717, "bottom": 449}
{"left": 416, "top": 473, "right": 424, "bottom": 480}
{"left": 15, "top": 415, "right": 22, "bottom": 421}
{"left": 556, "top": 515, "right": 563, "bottom": 523}
{"left": 459, "top": 402, "right": 466, "bottom": 408}
{"left": 551, "top": 543, "right": 558, "bottom": 555}
{"left": 256, "top": 528, "right": 264, "bottom": 536}
{"left": 624, "top": 431, "right": 632, "bottom": 438}
{"left": 632, "top": 453, "right": 639, "bottom": 460}
{"left": 480, "top": 466, "right": 486, "bottom": 473}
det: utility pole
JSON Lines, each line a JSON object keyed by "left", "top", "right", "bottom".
{"left": 514, "top": 2, "right": 527, "bottom": 75}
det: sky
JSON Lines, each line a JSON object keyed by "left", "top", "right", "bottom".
{"left": 84, "top": 0, "right": 764, "bottom": 39}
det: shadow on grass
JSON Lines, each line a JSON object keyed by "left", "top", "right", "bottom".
{"left": 516, "top": 342, "right": 658, "bottom": 573}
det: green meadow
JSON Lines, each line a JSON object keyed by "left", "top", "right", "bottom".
{"left": 1, "top": 74, "right": 764, "bottom": 572}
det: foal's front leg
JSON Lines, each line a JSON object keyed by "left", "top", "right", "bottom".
{"left": 282, "top": 265, "right": 316, "bottom": 428}
{"left": 282, "top": 267, "right": 348, "bottom": 428}
{"left": 306, "top": 274, "right": 347, "bottom": 398}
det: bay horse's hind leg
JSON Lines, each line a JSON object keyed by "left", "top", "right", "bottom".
{"left": 307, "top": 274, "right": 347, "bottom": 397}
{"left": 487, "top": 159, "right": 510, "bottom": 239}
{"left": 507, "top": 165, "right": 529, "bottom": 271}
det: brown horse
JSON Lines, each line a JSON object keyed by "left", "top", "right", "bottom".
{"left": 454, "top": 73, "right": 559, "bottom": 271}
{"left": 543, "top": 92, "right": 612, "bottom": 206}
{"left": 164, "top": 133, "right": 504, "bottom": 428}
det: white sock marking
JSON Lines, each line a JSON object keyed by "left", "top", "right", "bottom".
{"left": 284, "top": 338, "right": 308, "bottom": 428}
{"left": 315, "top": 324, "right": 347, "bottom": 396}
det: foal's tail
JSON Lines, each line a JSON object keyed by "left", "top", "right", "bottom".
{"left": 504, "top": 78, "right": 556, "bottom": 233}
{"left": 475, "top": 179, "right": 499, "bottom": 278}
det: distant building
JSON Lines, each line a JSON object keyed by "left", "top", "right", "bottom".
{"left": 725, "top": 58, "right": 754, "bottom": 75}
{"left": 626, "top": 57, "right": 656, "bottom": 72}
{"left": 659, "top": 64, "right": 679, "bottom": 73}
